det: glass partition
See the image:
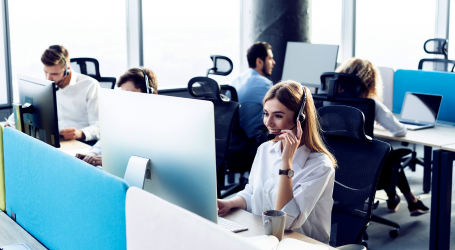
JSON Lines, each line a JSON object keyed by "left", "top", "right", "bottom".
{"left": 8, "top": 0, "right": 127, "bottom": 102}
{"left": 142, "top": 0, "right": 241, "bottom": 88}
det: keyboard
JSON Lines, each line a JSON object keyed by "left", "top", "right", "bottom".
{"left": 218, "top": 217, "right": 248, "bottom": 233}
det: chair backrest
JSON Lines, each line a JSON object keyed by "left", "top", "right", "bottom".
{"left": 3, "top": 127, "right": 129, "bottom": 250}
{"left": 313, "top": 72, "right": 376, "bottom": 138}
{"left": 318, "top": 106, "right": 390, "bottom": 247}
{"left": 70, "top": 57, "right": 116, "bottom": 89}
{"left": 423, "top": 38, "right": 448, "bottom": 58}
{"left": 418, "top": 38, "right": 455, "bottom": 72}
{"left": 126, "top": 187, "right": 260, "bottom": 250}
{"left": 159, "top": 85, "right": 239, "bottom": 102}
{"left": 207, "top": 55, "right": 233, "bottom": 77}
{"left": 188, "top": 77, "right": 241, "bottom": 169}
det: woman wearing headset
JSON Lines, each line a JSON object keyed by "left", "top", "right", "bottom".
{"left": 336, "top": 58, "right": 429, "bottom": 216}
{"left": 75, "top": 67, "right": 157, "bottom": 167}
{"left": 217, "top": 80, "right": 336, "bottom": 244}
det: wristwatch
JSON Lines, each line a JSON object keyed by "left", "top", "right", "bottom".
{"left": 278, "top": 169, "right": 294, "bottom": 178}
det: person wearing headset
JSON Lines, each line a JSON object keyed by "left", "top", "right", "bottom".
{"left": 75, "top": 67, "right": 158, "bottom": 167}
{"left": 4, "top": 45, "right": 101, "bottom": 142}
{"left": 336, "top": 58, "right": 429, "bottom": 216}
{"left": 217, "top": 81, "right": 337, "bottom": 244}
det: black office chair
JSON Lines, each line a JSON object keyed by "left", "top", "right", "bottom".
{"left": 315, "top": 73, "right": 412, "bottom": 240}
{"left": 318, "top": 106, "right": 391, "bottom": 249}
{"left": 187, "top": 77, "right": 244, "bottom": 198}
{"left": 206, "top": 55, "right": 234, "bottom": 77}
{"left": 418, "top": 38, "right": 455, "bottom": 72}
{"left": 70, "top": 58, "right": 117, "bottom": 89}
{"left": 313, "top": 72, "right": 376, "bottom": 138}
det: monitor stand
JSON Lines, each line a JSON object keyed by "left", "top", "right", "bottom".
{"left": 123, "top": 155, "right": 152, "bottom": 189}
{"left": 13, "top": 102, "right": 43, "bottom": 140}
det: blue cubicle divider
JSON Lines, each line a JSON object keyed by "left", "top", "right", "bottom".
{"left": 3, "top": 128, "right": 129, "bottom": 250}
{"left": 393, "top": 69, "right": 455, "bottom": 122}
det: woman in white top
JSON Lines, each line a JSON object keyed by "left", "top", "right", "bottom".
{"left": 336, "top": 58, "right": 429, "bottom": 216}
{"left": 217, "top": 80, "right": 337, "bottom": 244}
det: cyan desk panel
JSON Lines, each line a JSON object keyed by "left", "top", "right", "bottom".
{"left": 3, "top": 128, "right": 129, "bottom": 250}
{"left": 393, "top": 69, "right": 455, "bottom": 122}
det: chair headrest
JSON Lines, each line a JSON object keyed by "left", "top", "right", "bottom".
{"left": 188, "top": 77, "right": 230, "bottom": 103}
{"left": 207, "top": 55, "right": 233, "bottom": 77}
{"left": 318, "top": 105, "right": 372, "bottom": 142}
{"left": 424, "top": 38, "right": 448, "bottom": 58}
{"left": 319, "top": 72, "right": 366, "bottom": 99}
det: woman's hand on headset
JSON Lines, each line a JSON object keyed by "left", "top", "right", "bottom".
{"left": 279, "top": 122, "right": 302, "bottom": 166}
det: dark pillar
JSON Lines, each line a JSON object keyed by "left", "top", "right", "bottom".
{"left": 247, "top": 0, "right": 310, "bottom": 83}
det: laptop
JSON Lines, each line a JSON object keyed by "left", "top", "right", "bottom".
{"left": 399, "top": 92, "right": 443, "bottom": 130}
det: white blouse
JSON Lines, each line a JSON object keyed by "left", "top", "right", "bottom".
{"left": 237, "top": 140, "right": 335, "bottom": 244}
{"left": 374, "top": 99, "right": 407, "bottom": 137}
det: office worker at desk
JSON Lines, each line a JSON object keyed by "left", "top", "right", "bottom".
{"left": 230, "top": 42, "right": 275, "bottom": 150}
{"left": 336, "top": 58, "right": 429, "bottom": 216}
{"left": 76, "top": 67, "right": 158, "bottom": 166}
{"left": 5, "top": 45, "right": 101, "bottom": 142}
{"left": 218, "top": 81, "right": 336, "bottom": 244}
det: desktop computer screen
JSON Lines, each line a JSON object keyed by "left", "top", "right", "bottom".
{"left": 282, "top": 42, "right": 339, "bottom": 88}
{"left": 99, "top": 89, "right": 218, "bottom": 223}
{"left": 16, "top": 75, "right": 60, "bottom": 147}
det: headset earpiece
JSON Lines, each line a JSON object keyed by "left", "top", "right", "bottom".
{"left": 295, "top": 86, "right": 307, "bottom": 124}
{"left": 49, "top": 47, "right": 69, "bottom": 76}
{"left": 139, "top": 67, "right": 154, "bottom": 94}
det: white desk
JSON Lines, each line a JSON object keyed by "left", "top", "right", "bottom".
{"left": 223, "top": 208, "right": 336, "bottom": 249}
{"left": 374, "top": 124, "right": 455, "bottom": 250}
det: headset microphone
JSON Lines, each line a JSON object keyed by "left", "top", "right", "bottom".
{"left": 266, "top": 86, "right": 307, "bottom": 141}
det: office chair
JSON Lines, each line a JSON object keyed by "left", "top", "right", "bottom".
{"left": 418, "top": 38, "right": 455, "bottom": 72}
{"left": 70, "top": 58, "right": 117, "bottom": 89}
{"left": 187, "top": 77, "right": 244, "bottom": 198}
{"left": 313, "top": 72, "right": 376, "bottom": 138}
{"left": 314, "top": 73, "right": 412, "bottom": 240}
{"left": 318, "top": 105, "right": 391, "bottom": 249}
{"left": 206, "top": 55, "right": 234, "bottom": 77}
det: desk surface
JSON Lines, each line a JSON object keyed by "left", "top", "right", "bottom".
{"left": 374, "top": 124, "right": 455, "bottom": 148}
{"left": 441, "top": 143, "right": 455, "bottom": 152}
{"left": 223, "top": 208, "right": 336, "bottom": 249}
{"left": 0, "top": 212, "right": 47, "bottom": 250}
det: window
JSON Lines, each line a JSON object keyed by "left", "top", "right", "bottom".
{"left": 142, "top": 0, "right": 241, "bottom": 88}
{"left": 356, "top": 0, "right": 436, "bottom": 69}
{"left": 311, "top": 0, "right": 342, "bottom": 62}
{"left": 8, "top": 0, "right": 127, "bottom": 101}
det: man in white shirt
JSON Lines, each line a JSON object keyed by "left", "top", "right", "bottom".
{"left": 5, "top": 45, "right": 101, "bottom": 142}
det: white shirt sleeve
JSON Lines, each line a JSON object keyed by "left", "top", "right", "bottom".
{"left": 80, "top": 81, "right": 101, "bottom": 141}
{"left": 374, "top": 99, "right": 407, "bottom": 137}
{"left": 6, "top": 113, "right": 15, "bottom": 127}
{"left": 89, "top": 140, "right": 102, "bottom": 155}
{"left": 281, "top": 162, "right": 335, "bottom": 230}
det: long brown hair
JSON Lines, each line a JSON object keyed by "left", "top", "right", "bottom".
{"left": 335, "top": 58, "right": 383, "bottom": 101}
{"left": 263, "top": 80, "right": 337, "bottom": 168}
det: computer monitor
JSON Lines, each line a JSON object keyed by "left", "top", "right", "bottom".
{"left": 282, "top": 42, "right": 339, "bottom": 88}
{"left": 99, "top": 89, "right": 218, "bottom": 223}
{"left": 15, "top": 75, "right": 60, "bottom": 147}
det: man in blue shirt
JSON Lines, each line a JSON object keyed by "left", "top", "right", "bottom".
{"left": 231, "top": 42, "right": 275, "bottom": 140}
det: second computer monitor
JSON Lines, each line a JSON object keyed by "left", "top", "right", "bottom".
{"left": 282, "top": 42, "right": 339, "bottom": 88}
{"left": 99, "top": 89, "right": 218, "bottom": 223}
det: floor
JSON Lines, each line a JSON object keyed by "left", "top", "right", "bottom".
{"left": 366, "top": 141, "right": 455, "bottom": 250}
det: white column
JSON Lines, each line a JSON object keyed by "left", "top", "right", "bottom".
{"left": 1, "top": 0, "right": 13, "bottom": 114}
{"left": 435, "top": 0, "right": 450, "bottom": 41}
{"left": 126, "top": 0, "right": 144, "bottom": 68}
{"left": 341, "top": 0, "right": 356, "bottom": 62}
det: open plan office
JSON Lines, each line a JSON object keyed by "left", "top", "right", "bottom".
{"left": 0, "top": 1, "right": 455, "bottom": 250}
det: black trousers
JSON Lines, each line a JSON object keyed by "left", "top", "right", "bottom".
{"left": 376, "top": 151, "right": 411, "bottom": 199}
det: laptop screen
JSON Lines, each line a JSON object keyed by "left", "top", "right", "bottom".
{"left": 400, "top": 92, "right": 443, "bottom": 124}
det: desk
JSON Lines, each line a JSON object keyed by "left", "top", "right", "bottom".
{"left": 0, "top": 212, "right": 46, "bottom": 249}
{"left": 58, "top": 138, "right": 92, "bottom": 156}
{"left": 374, "top": 125, "right": 455, "bottom": 250}
{"left": 223, "top": 208, "right": 336, "bottom": 249}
